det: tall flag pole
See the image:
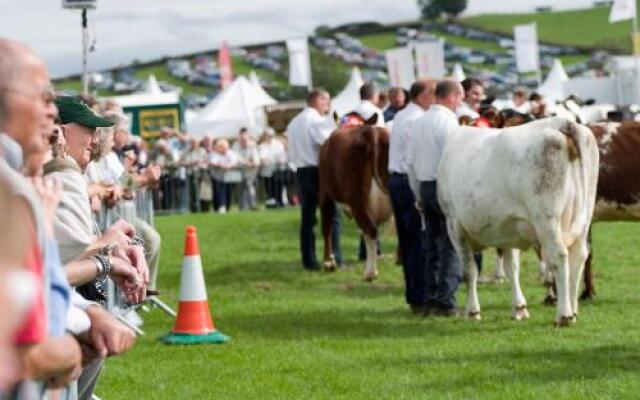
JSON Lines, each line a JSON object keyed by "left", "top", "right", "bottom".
{"left": 610, "top": 0, "right": 639, "bottom": 103}
{"left": 218, "top": 40, "right": 234, "bottom": 90}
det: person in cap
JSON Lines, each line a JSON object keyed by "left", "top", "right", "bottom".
{"left": 46, "top": 95, "right": 145, "bottom": 399}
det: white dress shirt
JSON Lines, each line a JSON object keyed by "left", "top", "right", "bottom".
{"left": 353, "top": 100, "right": 386, "bottom": 128}
{"left": 388, "top": 102, "right": 426, "bottom": 174}
{"left": 407, "top": 104, "right": 460, "bottom": 199}
{"left": 456, "top": 101, "right": 479, "bottom": 119}
{"left": 286, "top": 107, "right": 337, "bottom": 168}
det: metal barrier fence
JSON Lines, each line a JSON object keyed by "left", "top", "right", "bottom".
{"left": 152, "top": 164, "right": 298, "bottom": 214}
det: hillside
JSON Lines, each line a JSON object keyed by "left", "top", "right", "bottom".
{"left": 460, "top": 4, "right": 635, "bottom": 53}
{"left": 54, "top": 5, "right": 629, "bottom": 102}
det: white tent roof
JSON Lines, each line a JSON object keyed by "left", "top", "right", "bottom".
{"left": 144, "top": 74, "right": 163, "bottom": 95}
{"left": 451, "top": 63, "right": 466, "bottom": 82}
{"left": 188, "top": 75, "right": 278, "bottom": 138}
{"left": 537, "top": 59, "right": 569, "bottom": 103}
{"left": 109, "top": 74, "right": 180, "bottom": 108}
{"left": 248, "top": 71, "right": 278, "bottom": 106}
{"left": 332, "top": 67, "right": 364, "bottom": 116}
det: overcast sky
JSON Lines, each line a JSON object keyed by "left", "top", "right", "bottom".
{"left": 0, "top": 0, "right": 597, "bottom": 78}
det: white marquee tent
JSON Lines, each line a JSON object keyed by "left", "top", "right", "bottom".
{"left": 451, "top": 63, "right": 466, "bottom": 82}
{"left": 537, "top": 58, "right": 569, "bottom": 103}
{"left": 188, "top": 75, "right": 277, "bottom": 138}
{"left": 109, "top": 74, "right": 181, "bottom": 108}
{"left": 331, "top": 67, "right": 364, "bottom": 116}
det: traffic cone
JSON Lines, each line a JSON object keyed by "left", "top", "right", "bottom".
{"left": 161, "top": 226, "right": 230, "bottom": 345}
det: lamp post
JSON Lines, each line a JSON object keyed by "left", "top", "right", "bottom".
{"left": 62, "top": 0, "right": 96, "bottom": 96}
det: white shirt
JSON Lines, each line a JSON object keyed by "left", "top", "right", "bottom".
{"left": 209, "top": 149, "right": 238, "bottom": 169}
{"left": 456, "top": 102, "right": 479, "bottom": 119}
{"left": 388, "top": 102, "right": 425, "bottom": 174}
{"left": 353, "top": 100, "right": 386, "bottom": 128}
{"left": 407, "top": 104, "right": 459, "bottom": 198}
{"left": 286, "top": 107, "right": 336, "bottom": 168}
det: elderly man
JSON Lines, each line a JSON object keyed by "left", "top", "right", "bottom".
{"left": 407, "top": 79, "right": 465, "bottom": 316}
{"left": 388, "top": 79, "right": 436, "bottom": 314}
{"left": 0, "top": 40, "right": 136, "bottom": 400}
{"left": 287, "top": 88, "right": 342, "bottom": 270}
{"left": 0, "top": 38, "right": 83, "bottom": 397}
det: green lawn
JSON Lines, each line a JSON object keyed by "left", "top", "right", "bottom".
{"left": 96, "top": 208, "right": 640, "bottom": 399}
{"left": 460, "top": 4, "right": 637, "bottom": 53}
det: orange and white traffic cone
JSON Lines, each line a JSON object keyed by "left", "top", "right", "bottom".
{"left": 161, "top": 226, "right": 230, "bottom": 345}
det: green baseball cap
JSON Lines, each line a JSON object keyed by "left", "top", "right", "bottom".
{"left": 55, "top": 96, "right": 114, "bottom": 128}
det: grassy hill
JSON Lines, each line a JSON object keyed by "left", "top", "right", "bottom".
{"left": 460, "top": 4, "right": 636, "bottom": 53}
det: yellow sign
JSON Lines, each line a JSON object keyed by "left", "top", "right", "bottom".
{"left": 138, "top": 108, "right": 179, "bottom": 139}
{"left": 633, "top": 32, "right": 640, "bottom": 55}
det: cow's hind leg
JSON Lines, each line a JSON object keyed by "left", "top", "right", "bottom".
{"left": 568, "top": 236, "right": 589, "bottom": 318}
{"left": 536, "top": 224, "right": 574, "bottom": 326}
{"left": 350, "top": 206, "right": 379, "bottom": 281}
{"left": 494, "top": 248, "right": 506, "bottom": 283}
{"left": 580, "top": 230, "right": 595, "bottom": 300}
{"left": 504, "top": 249, "right": 529, "bottom": 321}
{"left": 363, "top": 234, "right": 378, "bottom": 281}
{"left": 320, "top": 197, "right": 337, "bottom": 271}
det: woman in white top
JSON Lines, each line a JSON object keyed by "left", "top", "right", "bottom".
{"left": 209, "top": 139, "right": 238, "bottom": 213}
{"left": 258, "top": 128, "right": 286, "bottom": 207}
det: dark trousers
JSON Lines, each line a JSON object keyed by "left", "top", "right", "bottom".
{"left": 213, "top": 179, "right": 230, "bottom": 211}
{"left": 296, "top": 167, "right": 342, "bottom": 269}
{"left": 420, "top": 181, "right": 462, "bottom": 309}
{"left": 389, "top": 173, "right": 430, "bottom": 307}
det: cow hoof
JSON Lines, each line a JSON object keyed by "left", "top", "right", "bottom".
{"left": 466, "top": 311, "right": 482, "bottom": 321}
{"left": 555, "top": 315, "right": 576, "bottom": 327}
{"left": 493, "top": 276, "right": 506, "bottom": 284}
{"left": 579, "top": 290, "right": 594, "bottom": 301}
{"left": 542, "top": 295, "right": 557, "bottom": 306}
{"left": 512, "top": 305, "right": 530, "bottom": 321}
{"left": 363, "top": 271, "right": 378, "bottom": 282}
{"left": 322, "top": 261, "right": 337, "bottom": 272}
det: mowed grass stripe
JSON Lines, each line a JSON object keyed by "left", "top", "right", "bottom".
{"left": 96, "top": 209, "right": 640, "bottom": 399}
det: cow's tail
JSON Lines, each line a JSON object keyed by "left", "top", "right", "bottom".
{"left": 364, "top": 127, "right": 387, "bottom": 194}
{"left": 559, "top": 121, "right": 581, "bottom": 162}
{"left": 559, "top": 121, "right": 597, "bottom": 234}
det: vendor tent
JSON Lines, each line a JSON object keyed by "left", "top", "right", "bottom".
{"left": 331, "top": 67, "right": 364, "bottom": 116}
{"left": 537, "top": 59, "right": 569, "bottom": 103}
{"left": 451, "top": 63, "right": 466, "bottom": 82}
{"left": 109, "top": 75, "right": 183, "bottom": 138}
{"left": 188, "top": 75, "right": 277, "bottom": 138}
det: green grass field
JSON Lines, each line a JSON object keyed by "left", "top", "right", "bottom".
{"left": 460, "top": 4, "right": 636, "bottom": 53}
{"left": 95, "top": 208, "right": 640, "bottom": 399}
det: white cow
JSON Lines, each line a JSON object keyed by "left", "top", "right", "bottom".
{"left": 437, "top": 117, "right": 599, "bottom": 326}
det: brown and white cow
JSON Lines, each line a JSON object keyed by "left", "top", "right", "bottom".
{"left": 318, "top": 115, "right": 393, "bottom": 281}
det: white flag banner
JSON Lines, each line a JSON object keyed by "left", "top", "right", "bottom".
{"left": 414, "top": 40, "right": 446, "bottom": 79}
{"left": 286, "top": 38, "right": 312, "bottom": 87}
{"left": 514, "top": 23, "right": 540, "bottom": 73}
{"left": 610, "top": 0, "right": 636, "bottom": 23}
{"left": 385, "top": 47, "right": 415, "bottom": 89}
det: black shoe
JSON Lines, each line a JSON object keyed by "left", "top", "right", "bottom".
{"left": 410, "top": 304, "right": 426, "bottom": 315}
{"left": 304, "top": 263, "right": 320, "bottom": 271}
{"left": 435, "top": 305, "right": 460, "bottom": 317}
{"left": 422, "top": 301, "right": 439, "bottom": 317}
